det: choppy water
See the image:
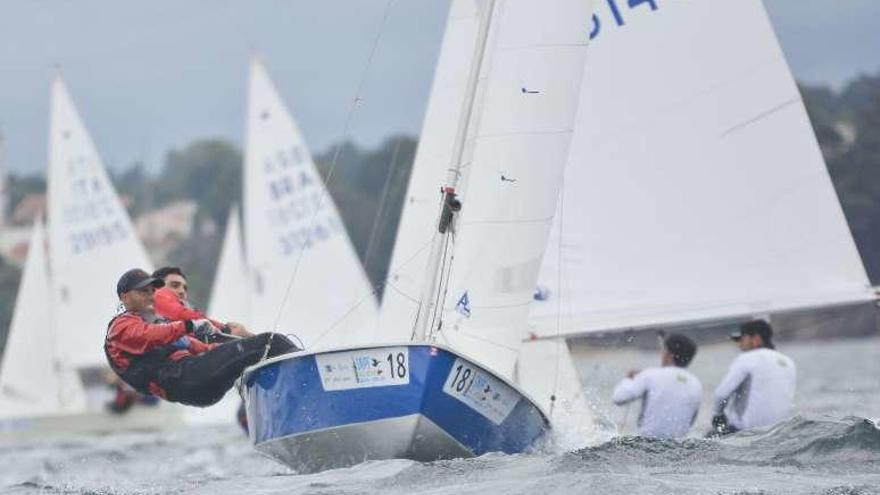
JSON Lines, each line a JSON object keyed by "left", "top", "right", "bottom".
{"left": 2, "top": 336, "right": 879, "bottom": 494}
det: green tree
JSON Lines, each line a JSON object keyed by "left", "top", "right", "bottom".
{"left": 0, "top": 259, "right": 22, "bottom": 362}
{"left": 156, "top": 139, "right": 243, "bottom": 229}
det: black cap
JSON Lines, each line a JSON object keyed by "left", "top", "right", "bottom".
{"left": 729, "top": 320, "right": 774, "bottom": 349}
{"left": 116, "top": 268, "right": 164, "bottom": 296}
{"left": 663, "top": 333, "right": 697, "bottom": 367}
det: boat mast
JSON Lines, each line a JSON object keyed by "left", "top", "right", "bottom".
{"left": 413, "top": 0, "right": 497, "bottom": 342}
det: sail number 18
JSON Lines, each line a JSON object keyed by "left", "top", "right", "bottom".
{"left": 449, "top": 363, "right": 475, "bottom": 393}
{"left": 386, "top": 352, "right": 407, "bottom": 379}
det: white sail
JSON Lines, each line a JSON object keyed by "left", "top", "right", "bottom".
{"left": 47, "top": 77, "right": 154, "bottom": 369}
{"left": 187, "top": 206, "right": 248, "bottom": 425}
{"left": 404, "top": 0, "right": 593, "bottom": 379}
{"left": 243, "top": 59, "right": 378, "bottom": 348}
{"left": 379, "top": 0, "right": 484, "bottom": 342}
{"left": 0, "top": 219, "right": 86, "bottom": 419}
{"left": 530, "top": 0, "right": 872, "bottom": 338}
{"left": 207, "top": 205, "right": 250, "bottom": 323}
{"left": 514, "top": 339, "right": 605, "bottom": 449}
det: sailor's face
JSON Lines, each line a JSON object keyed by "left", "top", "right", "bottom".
{"left": 164, "top": 274, "right": 188, "bottom": 301}
{"left": 738, "top": 334, "right": 756, "bottom": 351}
{"left": 123, "top": 286, "right": 156, "bottom": 313}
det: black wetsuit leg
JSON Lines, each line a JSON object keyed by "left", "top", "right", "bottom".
{"left": 158, "top": 333, "right": 297, "bottom": 407}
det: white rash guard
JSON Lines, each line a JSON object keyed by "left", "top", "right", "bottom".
{"left": 612, "top": 366, "right": 702, "bottom": 439}
{"left": 713, "top": 348, "right": 796, "bottom": 430}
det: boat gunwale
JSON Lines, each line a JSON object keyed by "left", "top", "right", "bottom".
{"left": 239, "top": 340, "right": 552, "bottom": 423}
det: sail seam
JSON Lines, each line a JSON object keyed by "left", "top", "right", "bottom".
{"left": 720, "top": 97, "right": 800, "bottom": 137}
{"left": 463, "top": 216, "right": 553, "bottom": 226}
{"left": 477, "top": 128, "right": 574, "bottom": 139}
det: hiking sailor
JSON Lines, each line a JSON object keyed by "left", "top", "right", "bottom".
{"left": 105, "top": 268, "right": 298, "bottom": 407}
{"left": 711, "top": 320, "right": 797, "bottom": 435}
{"left": 612, "top": 333, "right": 702, "bottom": 439}
{"left": 152, "top": 266, "right": 253, "bottom": 338}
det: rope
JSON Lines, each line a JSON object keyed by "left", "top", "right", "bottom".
{"left": 549, "top": 178, "right": 566, "bottom": 418}
{"left": 268, "top": 0, "right": 397, "bottom": 338}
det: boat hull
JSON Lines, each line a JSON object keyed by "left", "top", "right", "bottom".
{"left": 243, "top": 344, "right": 549, "bottom": 473}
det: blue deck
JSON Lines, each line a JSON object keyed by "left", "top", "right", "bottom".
{"left": 243, "top": 344, "right": 549, "bottom": 459}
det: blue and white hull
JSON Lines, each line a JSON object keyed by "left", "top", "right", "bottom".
{"left": 241, "top": 343, "right": 549, "bottom": 473}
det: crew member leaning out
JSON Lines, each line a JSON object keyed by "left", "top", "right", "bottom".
{"left": 152, "top": 266, "right": 253, "bottom": 338}
{"left": 105, "top": 268, "right": 296, "bottom": 407}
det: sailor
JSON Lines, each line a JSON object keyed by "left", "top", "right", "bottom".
{"left": 612, "top": 333, "right": 702, "bottom": 439}
{"left": 152, "top": 266, "right": 253, "bottom": 338}
{"left": 710, "top": 320, "right": 796, "bottom": 435}
{"left": 105, "top": 268, "right": 298, "bottom": 407}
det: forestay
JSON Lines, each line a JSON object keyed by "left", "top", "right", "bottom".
{"left": 243, "top": 59, "right": 377, "bottom": 348}
{"left": 47, "top": 77, "right": 154, "bottom": 369}
{"left": 0, "top": 220, "right": 86, "bottom": 419}
{"left": 404, "top": 0, "right": 593, "bottom": 378}
{"left": 530, "top": 0, "right": 873, "bottom": 337}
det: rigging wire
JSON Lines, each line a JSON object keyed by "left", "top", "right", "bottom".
{"left": 549, "top": 183, "right": 566, "bottom": 418}
{"left": 268, "top": 0, "right": 397, "bottom": 336}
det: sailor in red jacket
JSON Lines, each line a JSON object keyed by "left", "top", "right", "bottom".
{"left": 151, "top": 266, "right": 252, "bottom": 337}
{"left": 105, "top": 268, "right": 297, "bottom": 407}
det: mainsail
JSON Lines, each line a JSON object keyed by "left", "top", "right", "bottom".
{"left": 243, "top": 59, "right": 378, "bottom": 349}
{"left": 384, "top": 0, "right": 593, "bottom": 379}
{"left": 530, "top": 0, "right": 873, "bottom": 337}
{"left": 0, "top": 219, "right": 86, "bottom": 419}
{"left": 380, "top": 0, "right": 483, "bottom": 340}
{"left": 47, "top": 77, "right": 154, "bottom": 369}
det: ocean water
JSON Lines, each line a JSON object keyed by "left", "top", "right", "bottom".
{"left": 2, "top": 336, "right": 879, "bottom": 494}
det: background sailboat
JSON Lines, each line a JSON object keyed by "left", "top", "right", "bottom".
{"left": 243, "top": 58, "right": 378, "bottom": 348}
{"left": 0, "top": 76, "right": 182, "bottom": 432}
{"left": 529, "top": 0, "right": 873, "bottom": 340}
{"left": 0, "top": 219, "right": 86, "bottom": 422}
{"left": 47, "top": 77, "right": 156, "bottom": 389}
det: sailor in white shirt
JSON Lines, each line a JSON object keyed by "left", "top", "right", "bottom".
{"left": 711, "top": 320, "right": 796, "bottom": 435}
{"left": 612, "top": 333, "right": 702, "bottom": 439}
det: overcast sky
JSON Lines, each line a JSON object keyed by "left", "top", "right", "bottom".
{"left": 0, "top": 0, "right": 878, "bottom": 175}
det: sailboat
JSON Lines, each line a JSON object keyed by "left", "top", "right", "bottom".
{"left": 0, "top": 76, "right": 181, "bottom": 433}
{"left": 0, "top": 219, "right": 87, "bottom": 428}
{"left": 241, "top": 0, "right": 594, "bottom": 472}
{"left": 242, "top": 58, "right": 379, "bottom": 347}
{"left": 529, "top": 0, "right": 873, "bottom": 340}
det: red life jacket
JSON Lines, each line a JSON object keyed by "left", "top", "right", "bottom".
{"left": 103, "top": 312, "right": 182, "bottom": 396}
